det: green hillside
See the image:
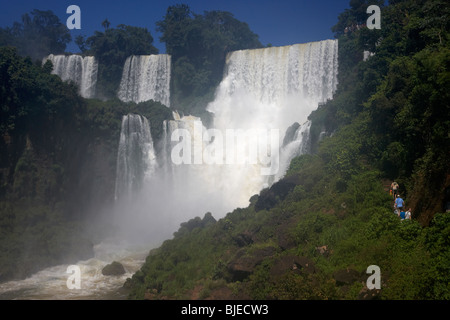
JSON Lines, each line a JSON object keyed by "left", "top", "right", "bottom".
{"left": 0, "top": 4, "right": 273, "bottom": 283}
{"left": 125, "top": 0, "right": 450, "bottom": 300}
{"left": 0, "top": 0, "right": 448, "bottom": 299}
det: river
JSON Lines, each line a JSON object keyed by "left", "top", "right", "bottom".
{"left": 0, "top": 240, "right": 154, "bottom": 300}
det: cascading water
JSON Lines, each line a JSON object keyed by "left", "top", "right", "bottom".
{"left": 131, "top": 40, "right": 341, "bottom": 230}
{"left": 0, "top": 241, "right": 150, "bottom": 300}
{"left": 144, "top": 40, "right": 338, "bottom": 229}
{"left": 114, "top": 114, "right": 157, "bottom": 202}
{"left": 2, "top": 39, "right": 338, "bottom": 300}
{"left": 276, "top": 120, "right": 313, "bottom": 179}
{"left": 194, "top": 39, "right": 338, "bottom": 213}
{"left": 43, "top": 54, "right": 98, "bottom": 99}
{"left": 117, "top": 55, "right": 171, "bottom": 107}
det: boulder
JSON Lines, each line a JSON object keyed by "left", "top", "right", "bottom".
{"left": 333, "top": 268, "right": 362, "bottom": 286}
{"left": 358, "top": 286, "right": 382, "bottom": 300}
{"left": 255, "top": 174, "right": 300, "bottom": 211}
{"left": 270, "top": 255, "right": 316, "bottom": 279}
{"left": 233, "top": 231, "right": 254, "bottom": 247}
{"left": 227, "top": 247, "right": 277, "bottom": 282}
{"left": 294, "top": 256, "right": 316, "bottom": 274}
{"left": 276, "top": 220, "right": 296, "bottom": 251}
{"left": 102, "top": 261, "right": 126, "bottom": 276}
{"left": 282, "top": 122, "right": 301, "bottom": 147}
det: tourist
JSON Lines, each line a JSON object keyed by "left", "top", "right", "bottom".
{"left": 405, "top": 208, "right": 412, "bottom": 220}
{"left": 395, "top": 195, "right": 405, "bottom": 213}
{"left": 390, "top": 181, "right": 399, "bottom": 199}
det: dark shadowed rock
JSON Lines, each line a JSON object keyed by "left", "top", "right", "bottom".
{"left": 276, "top": 221, "right": 296, "bottom": 250}
{"left": 282, "top": 122, "right": 301, "bottom": 147}
{"left": 270, "top": 255, "right": 316, "bottom": 279}
{"left": 233, "top": 231, "right": 254, "bottom": 247}
{"left": 294, "top": 256, "right": 316, "bottom": 274}
{"left": 333, "top": 268, "right": 362, "bottom": 286}
{"left": 358, "top": 286, "right": 382, "bottom": 300}
{"left": 255, "top": 174, "right": 301, "bottom": 212}
{"left": 102, "top": 261, "right": 126, "bottom": 276}
{"left": 227, "top": 247, "right": 277, "bottom": 282}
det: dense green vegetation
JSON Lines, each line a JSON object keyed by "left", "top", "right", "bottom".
{"left": 0, "top": 45, "right": 171, "bottom": 281}
{"left": 0, "top": 4, "right": 263, "bottom": 283}
{"left": 0, "top": 0, "right": 448, "bottom": 300}
{"left": 0, "top": 9, "right": 71, "bottom": 62}
{"left": 126, "top": 167, "right": 449, "bottom": 299}
{"left": 0, "top": 6, "right": 263, "bottom": 112}
{"left": 125, "top": 0, "right": 449, "bottom": 300}
{"left": 310, "top": 0, "right": 449, "bottom": 225}
{"left": 77, "top": 24, "right": 159, "bottom": 99}
{"left": 0, "top": 45, "right": 89, "bottom": 280}
{"left": 156, "top": 4, "right": 263, "bottom": 115}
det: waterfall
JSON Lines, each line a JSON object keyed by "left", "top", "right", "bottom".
{"left": 202, "top": 39, "right": 338, "bottom": 211}
{"left": 276, "top": 120, "right": 312, "bottom": 181}
{"left": 215, "top": 40, "right": 338, "bottom": 108}
{"left": 113, "top": 40, "right": 338, "bottom": 239}
{"left": 208, "top": 40, "right": 338, "bottom": 130}
{"left": 114, "top": 114, "right": 157, "bottom": 202}
{"left": 43, "top": 54, "right": 98, "bottom": 99}
{"left": 2, "top": 40, "right": 341, "bottom": 300}
{"left": 117, "top": 55, "right": 171, "bottom": 107}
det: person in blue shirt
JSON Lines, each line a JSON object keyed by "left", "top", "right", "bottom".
{"left": 395, "top": 195, "right": 405, "bottom": 213}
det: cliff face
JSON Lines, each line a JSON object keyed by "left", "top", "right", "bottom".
{"left": 123, "top": 0, "right": 450, "bottom": 300}
{"left": 125, "top": 144, "right": 450, "bottom": 300}
{"left": 0, "top": 76, "right": 171, "bottom": 282}
{"left": 0, "top": 109, "right": 119, "bottom": 281}
{"left": 409, "top": 172, "right": 450, "bottom": 226}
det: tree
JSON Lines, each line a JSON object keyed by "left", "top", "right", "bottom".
{"left": 156, "top": 4, "right": 262, "bottom": 112}
{"left": 1, "top": 9, "right": 71, "bottom": 61}
{"left": 85, "top": 24, "right": 158, "bottom": 63}
{"left": 420, "top": 0, "right": 450, "bottom": 46}
{"left": 82, "top": 24, "right": 159, "bottom": 99}
{"left": 102, "top": 19, "right": 111, "bottom": 31}
{"left": 156, "top": 4, "right": 193, "bottom": 59}
{"left": 332, "top": 0, "right": 385, "bottom": 36}
{"left": 75, "top": 35, "right": 87, "bottom": 52}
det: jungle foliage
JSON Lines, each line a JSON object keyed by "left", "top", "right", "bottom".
{"left": 0, "top": 1, "right": 448, "bottom": 299}
{"left": 156, "top": 4, "right": 263, "bottom": 115}
{"left": 126, "top": 0, "right": 450, "bottom": 300}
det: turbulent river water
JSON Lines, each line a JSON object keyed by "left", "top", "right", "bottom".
{"left": 0, "top": 240, "right": 153, "bottom": 300}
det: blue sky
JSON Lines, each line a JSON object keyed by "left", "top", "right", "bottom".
{"left": 0, "top": 0, "right": 351, "bottom": 53}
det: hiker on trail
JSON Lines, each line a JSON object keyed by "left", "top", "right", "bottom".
{"left": 390, "top": 181, "right": 399, "bottom": 199}
{"left": 395, "top": 195, "right": 405, "bottom": 213}
{"left": 404, "top": 208, "right": 412, "bottom": 220}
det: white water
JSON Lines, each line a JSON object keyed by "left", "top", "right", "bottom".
{"left": 118, "top": 55, "right": 171, "bottom": 107}
{"left": 162, "top": 40, "right": 338, "bottom": 215}
{"left": 0, "top": 241, "right": 152, "bottom": 300}
{"left": 43, "top": 54, "right": 98, "bottom": 99}
{"left": 113, "top": 40, "right": 339, "bottom": 242}
{"left": 114, "top": 114, "right": 157, "bottom": 202}
{"left": 276, "top": 120, "right": 312, "bottom": 181}
{"left": 205, "top": 40, "right": 337, "bottom": 208}
{"left": 4, "top": 40, "right": 338, "bottom": 300}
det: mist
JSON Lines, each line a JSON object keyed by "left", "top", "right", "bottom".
{"left": 106, "top": 40, "right": 339, "bottom": 246}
